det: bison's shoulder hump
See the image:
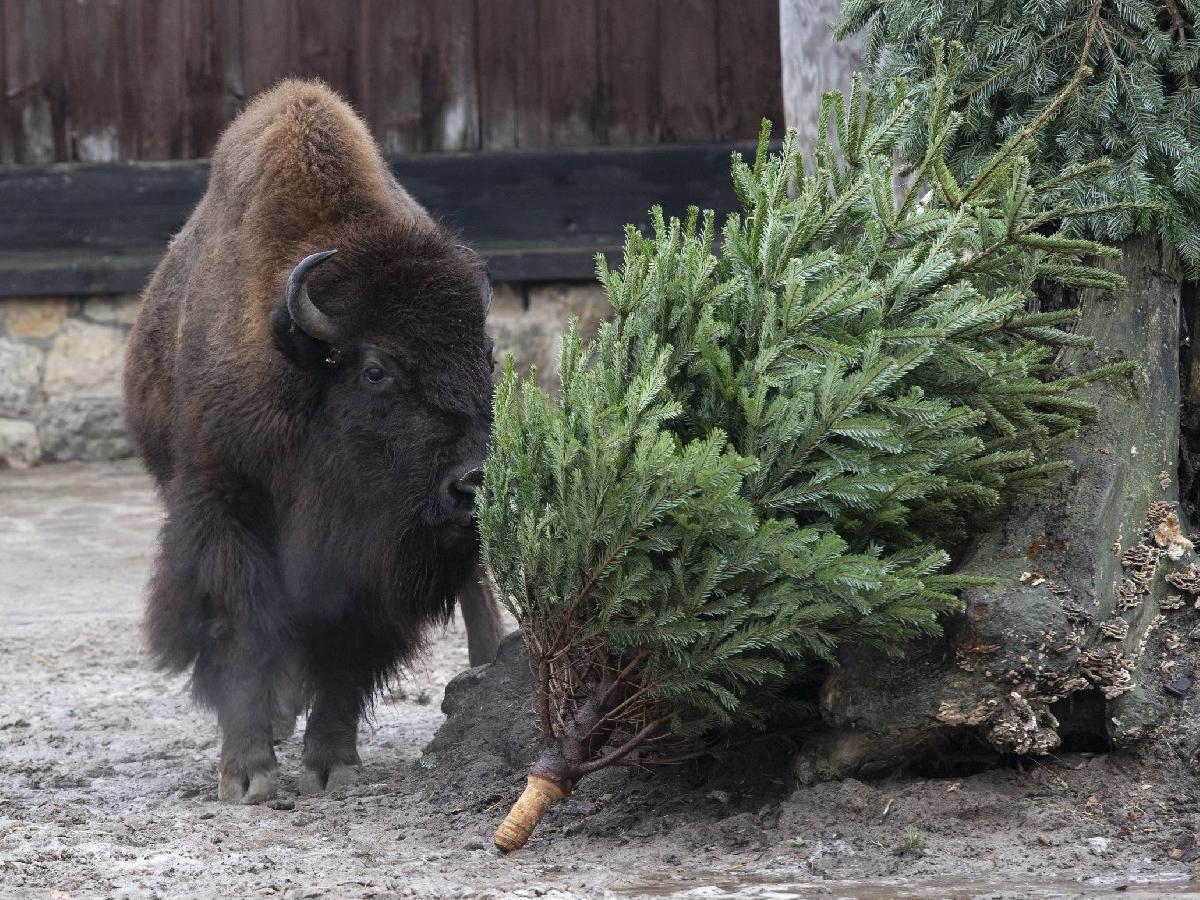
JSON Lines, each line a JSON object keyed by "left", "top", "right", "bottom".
{"left": 207, "top": 79, "right": 396, "bottom": 236}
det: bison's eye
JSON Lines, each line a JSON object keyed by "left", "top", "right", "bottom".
{"left": 363, "top": 365, "right": 389, "bottom": 385}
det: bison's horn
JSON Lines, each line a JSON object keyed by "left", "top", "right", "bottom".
{"left": 285, "top": 249, "right": 339, "bottom": 344}
{"left": 482, "top": 266, "right": 494, "bottom": 316}
{"left": 456, "top": 243, "right": 493, "bottom": 316}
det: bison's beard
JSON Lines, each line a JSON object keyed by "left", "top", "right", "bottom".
{"left": 264, "top": 441, "right": 483, "bottom": 698}
{"left": 281, "top": 485, "right": 476, "bottom": 636}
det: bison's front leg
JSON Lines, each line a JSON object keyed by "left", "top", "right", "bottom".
{"left": 299, "top": 650, "right": 369, "bottom": 794}
{"left": 194, "top": 636, "right": 284, "bottom": 804}
{"left": 460, "top": 559, "right": 504, "bottom": 666}
{"left": 147, "top": 473, "right": 290, "bottom": 805}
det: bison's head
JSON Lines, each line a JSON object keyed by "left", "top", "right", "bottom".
{"left": 268, "top": 224, "right": 494, "bottom": 565}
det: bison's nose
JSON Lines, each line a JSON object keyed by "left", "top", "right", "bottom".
{"left": 453, "top": 466, "right": 483, "bottom": 498}
{"left": 443, "top": 464, "right": 483, "bottom": 523}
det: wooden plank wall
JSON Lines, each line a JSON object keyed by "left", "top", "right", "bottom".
{"left": 0, "top": 0, "right": 782, "bottom": 164}
{"left": 0, "top": 142, "right": 761, "bottom": 293}
{"left": 779, "top": 0, "right": 862, "bottom": 164}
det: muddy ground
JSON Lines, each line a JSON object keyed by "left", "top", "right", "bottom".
{"left": 3, "top": 460, "right": 1200, "bottom": 899}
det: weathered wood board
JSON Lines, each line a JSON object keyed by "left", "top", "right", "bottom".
{"left": 0, "top": 143, "right": 759, "bottom": 294}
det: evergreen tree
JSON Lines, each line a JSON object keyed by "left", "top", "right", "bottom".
{"left": 837, "top": 0, "right": 1200, "bottom": 269}
{"left": 480, "top": 57, "right": 1130, "bottom": 851}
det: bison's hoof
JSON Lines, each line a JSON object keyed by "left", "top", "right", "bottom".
{"left": 299, "top": 762, "right": 359, "bottom": 796}
{"left": 272, "top": 711, "right": 299, "bottom": 744}
{"left": 218, "top": 765, "right": 279, "bottom": 805}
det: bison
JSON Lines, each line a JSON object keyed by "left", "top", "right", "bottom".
{"left": 124, "top": 79, "right": 502, "bottom": 804}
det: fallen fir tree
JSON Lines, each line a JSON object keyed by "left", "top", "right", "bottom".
{"left": 479, "top": 57, "right": 1132, "bottom": 851}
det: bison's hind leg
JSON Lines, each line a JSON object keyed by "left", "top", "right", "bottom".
{"left": 271, "top": 651, "right": 307, "bottom": 743}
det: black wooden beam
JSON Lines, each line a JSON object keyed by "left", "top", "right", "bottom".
{"left": 0, "top": 143, "right": 758, "bottom": 297}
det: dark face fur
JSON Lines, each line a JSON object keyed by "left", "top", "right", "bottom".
{"left": 268, "top": 224, "right": 494, "bottom": 589}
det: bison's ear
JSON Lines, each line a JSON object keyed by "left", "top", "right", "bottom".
{"left": 269, "top": 303, "right": 334, "bottom": 370}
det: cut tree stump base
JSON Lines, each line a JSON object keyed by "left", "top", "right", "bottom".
{"left": 494, "top": 775, "right": 566, "bottom": 852}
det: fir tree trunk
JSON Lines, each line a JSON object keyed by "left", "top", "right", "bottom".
{"left": 1180, "top": 283, "right": 1200, "bottom": 523}
{"left": 794, "top": 235, "right": 1187, "bottom": 781}
{"left": 492, "top": 653, "right": 663, "bottom": 850}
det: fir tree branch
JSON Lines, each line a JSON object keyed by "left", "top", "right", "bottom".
{"left": 1097, "top": 18, "right": 1156, "bottom": 146}
{"left": 843, "top": 0, "right": 1199, "bottom": 269}
{"left": 960, "top": 63, "right": 1095, "bottom": 204}
{"left": 581, "top": 681, "right": 656, "bottom": 742}
{"left": 957, "top": 24, "right": 1085, "bottom": 106}
{"left": 574, "top": 718, "right": 669, "bottom": 776}
{"left": 546, "top": 483, "right": 696, "bottom": 660}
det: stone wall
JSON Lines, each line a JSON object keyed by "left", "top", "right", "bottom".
{"left": 0, "top": 283, "right": 610, "bottom": 468}
{"left": 489, "top": 282, "right": 611, "bottom": 390}
{"left": 0, "top": 297, "right": 135, "bottom": 466}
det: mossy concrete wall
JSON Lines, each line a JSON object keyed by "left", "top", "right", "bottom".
{"left": 0, "top": 283, "right": 610, "bottom": 467}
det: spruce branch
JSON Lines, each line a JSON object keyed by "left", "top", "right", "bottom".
{"left": 961, "top": 64, "right": 1095, "bottom": 204}
{"left": 842, "top": 0, "right": 1200, "bottom": 270}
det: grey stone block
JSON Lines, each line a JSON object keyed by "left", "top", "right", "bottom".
{"left": 38, "top": 395, "right": 130, "bottom": 462}
{"left": 0, "top": 418, "right": 41, "bottom": 468}
{"left": 489, "top": 282, "right": 610, "bottom": 393}
{"left": 80, "top": 296, "right": 141, "bottom": 327}
{"left": 0, "top": 338, "right": 44, "bottom": 418}
{"left": 43, "top": 320, "right": 127, "bottom": 396}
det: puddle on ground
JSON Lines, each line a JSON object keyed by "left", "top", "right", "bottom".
{"left": 617, "top": 872, "right": 1198, "bottom": 899}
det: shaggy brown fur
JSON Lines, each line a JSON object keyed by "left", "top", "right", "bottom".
{"left": 124, "top": 79, "right": 501, "bottom": 804}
